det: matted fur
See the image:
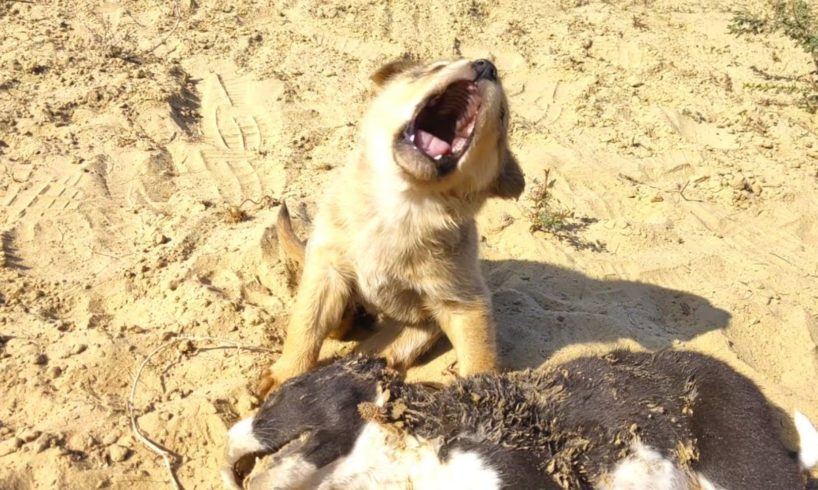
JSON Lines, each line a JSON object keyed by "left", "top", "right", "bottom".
{"left": 227, "top": 350, "right": 815, "bottom": 489}
{"left": 257, "top": 58, "right": 525, "bottom": 396}
{"left": 374, "top": 349, "right": 808, "bottom": 489}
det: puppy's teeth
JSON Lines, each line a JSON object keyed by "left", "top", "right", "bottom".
{"left": 434, "top": 155, "right": 443, "bottom": 161}
{"left": 409, "top": 134, "right": 415, "bottom": 143}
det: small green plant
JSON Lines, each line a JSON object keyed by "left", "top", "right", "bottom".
{"left": 731, "top": 1, "right": 818, "bottom": 70}
{"left": 526, "top": 169, "right": 605, "bottom": 252}
{"left": 745, "top": 80, "right": 818, "bottom": 112}
{"left": 527, "top": 169, "right": 573, "bottom": 234}
{"left": 730, "top": 1, "right": 818, "bottom": 112}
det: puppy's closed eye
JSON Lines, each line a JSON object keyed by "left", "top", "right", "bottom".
{"left": 371, "top": 58, "right": 419, "bottom": 87}
{"left": 426, "top": 64, "right": 446, "bottom": 75}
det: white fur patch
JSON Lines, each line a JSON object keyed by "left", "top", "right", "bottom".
{"left": 230, "top": 390, "right": 503, "bottom": 489}
{"left": 226, "top": 417, "right": 265, "bottom": 459}
{"left": 231, "top": 429, "right": 321, "bottom": 490}
{"left": 317, "top": 420, "right": 399, "bottom": 488}
{"left": 436, "top": 449, "right": 501, "bottom": 490}
{"left": 221, "top": 417, "right": 265, "bottom": 489}
{"left": 694, "top": 473, "right": 726, "bottom": 490}
{"left": 795, "top": 410, "right": 818, "bottom": 470}
{"left": 315, "top": 392, "right": 501, "bottom": 489}
{"left": 318, "top": 422, "right": 501, "bottom": 489}
{"left": 601, "top": 442, "right": 689, "bottom": 490}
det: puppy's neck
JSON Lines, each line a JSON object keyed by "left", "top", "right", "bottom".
{"left": 353, "top": 150, "right": 488, "bottom": 221}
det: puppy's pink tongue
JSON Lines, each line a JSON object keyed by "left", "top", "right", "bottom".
{"left": 415, "top": 129, "right": 451, "bottom": 158}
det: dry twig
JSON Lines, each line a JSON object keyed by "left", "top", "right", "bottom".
{"left": 128, "top": 335, "right": 277, "bottom": 489}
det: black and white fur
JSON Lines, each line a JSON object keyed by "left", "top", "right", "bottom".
{"left": 221, "top": 356, "right": 388, "bottom": 489}
{"left": 222, "top": 351, "right": 818, "bottom": 489}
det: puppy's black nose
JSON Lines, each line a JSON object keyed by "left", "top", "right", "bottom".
{"left": 473, "top": 59, "right": 497, "bottom": 81}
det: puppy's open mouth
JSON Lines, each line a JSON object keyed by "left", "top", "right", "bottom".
{"left": 403, "top": 80, "right": 482, "bottom": 166}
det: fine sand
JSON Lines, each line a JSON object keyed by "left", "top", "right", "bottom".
{"left": 1, "top": 0, "right": 817, "bottom": 488}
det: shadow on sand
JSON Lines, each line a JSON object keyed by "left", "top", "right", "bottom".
{"left": 409, "top": 258, "right": 732, "bottom": 371}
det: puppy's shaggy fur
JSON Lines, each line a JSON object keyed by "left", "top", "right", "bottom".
{"left": 258, "top": 58, "right": 525, "bottom": 396}
{"left": 225, "top": 351, "right": 817, "bottom": 489}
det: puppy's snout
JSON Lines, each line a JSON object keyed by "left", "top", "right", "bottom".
{"left": 473, "top": 59, "right": 497, "bottom": 82}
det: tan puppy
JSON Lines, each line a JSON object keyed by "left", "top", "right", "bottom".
{"left": 258, "top": 58, "right": 525, "bottom": 396}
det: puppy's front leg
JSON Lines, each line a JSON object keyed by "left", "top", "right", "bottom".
{"left": 434, "top": 301, "right": 498, "bottom": 376}
{"left": 257, "top": 258, "right": 352, "bottom": 397}
{"left": 382, "top": 321, "right": 443, "bottom": 372}
{"left": 327, "top": 303, "right": 357, "bottom": 340}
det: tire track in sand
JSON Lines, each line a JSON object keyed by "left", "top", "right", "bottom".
{"left": 2, "top": 171, "right": 84, "bottom": 221}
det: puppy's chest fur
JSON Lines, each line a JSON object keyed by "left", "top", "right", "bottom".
{"left": 338, "top": 198, "right": 483, "bottom": 325}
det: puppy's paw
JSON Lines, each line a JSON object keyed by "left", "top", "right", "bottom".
{"left": 255, "top": 367, "right": 281, "bottom": 399}
{"left": 382, "top": 350, "right": 405, "bottom": 373}
{"left": 255, "top": 361, "right": 307, "bottom": 399}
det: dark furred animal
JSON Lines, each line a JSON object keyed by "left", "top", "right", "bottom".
{"left": 221, "top": 357, "right": 396, "bottom": 488}
{"left": 223, "top": 350, "right": 818, "bottom": 489}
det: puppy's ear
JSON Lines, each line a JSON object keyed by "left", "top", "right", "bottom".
{"left": 491, "top": 149, "right": 525, "bottom": 199}
{"left": 371, "top": 58, "right": 417, "bottom": 87}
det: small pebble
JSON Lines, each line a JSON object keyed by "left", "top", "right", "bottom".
{"left": 33, "top": 437, "right": 51, "bottom": 453}
{"left": 19, "top": 430, "right": 41, "bottom": 443}
{"left": 108, "top": 444, "right": 130, "bottom": 462}
{"left": 33, "top": 354, "right": 48, "bottom": 366}
{"left": 0, "top": 437, "right": 23, "bottom": 456}
{"left": 178, "top": 339, "right": 194, "bottom": 354}
{"left": 49, "top": 366, "right": 62, "bottom": 378}
{"left": 731, "top": 175, "right": 747, "bottom": 190}
{"left": 627, "top": 76, "right": 644, "bottom": 88}
{"left": 101, "top": 432, "right": 119, "bottom": 446}
{"left": 236, "top": 392, "right": 260, "bottom": 414}
{"left": 71, "top": 344, "right": 87, "bottom": 355}
{"left": 82, "top": 434, "right": 98, "bottom": 450}
{"left": 489, "top": 213, "right": 515, "bottom": 233}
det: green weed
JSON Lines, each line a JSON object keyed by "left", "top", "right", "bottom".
{"left": 526, "top": 169, "right": 605, "bottom": 252}
{"left": 730, "top": 0, "right": 818, "bottom": 112}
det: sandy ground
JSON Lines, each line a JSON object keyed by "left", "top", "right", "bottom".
{"left": 1, "top": 0, "right": 817, "bottom": 488}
